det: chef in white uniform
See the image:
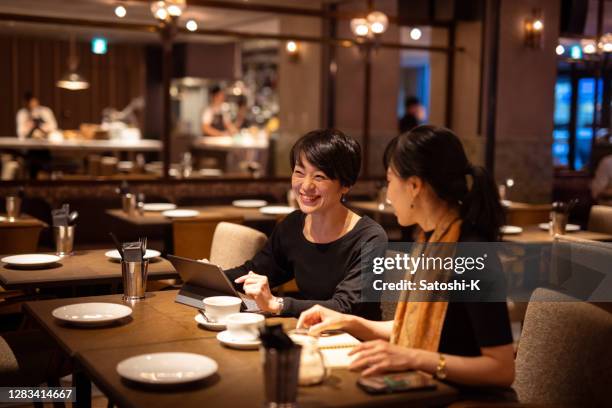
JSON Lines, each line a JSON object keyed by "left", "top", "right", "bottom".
{"left": 16, "top": 91, "right": 58, "bottom": 139}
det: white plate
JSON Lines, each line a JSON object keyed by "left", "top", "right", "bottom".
{"left": 500, "top": 225, "right": 523, "bottom": 235}
{"left": 105, "top": 249, "right": 161, "bottom": 261}
{"left": 52, "top": 302, "right": 132, "bottom": 326}
{"left": 259, "top": 206, "right": 295, "bottom": 216}
{"left": 116, "top": 352, "right": 218, "bottom": 385}
{"left": 142, "top": 203, "right": 177, "bottom": 212}
{"left": 217, "top": 330, "right": 261, "bottom": 350}
{"left": 195, "top": 313, "right": 226, "bottom": 331}
{"left": 501, "top": 200, "right": 512, "bottom": 207}
{"left": 538, "top": 223, "right": 581, "bottom": 232}
{"left": 232, "top": 199, "right": 268, "bottom": 208}
{"left": 1, "top": 254, "right": 61, "bottom": 267}
{"left": 162, "top": 209, "right": 199, "bottom": 218}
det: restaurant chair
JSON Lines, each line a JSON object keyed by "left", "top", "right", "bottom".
{"left": 0, "top": 330, "right": 66, "bottom": 395}
{"left": 209, "top": 222, "right": 267, "bottom": 269}
{"left": 0, "top": 224, "right": 44, "bottom": 254}
{"left": 551, "top": 235, "right": 612, "bottom": 305}
{"left": 513, "top": 288, "right": 612, "bottom": 406}
{"left": 504, "top": 204, "right": 551, "bottom": 227}
{"left": 587, "top": 204, "right": 612, "bottom": 235}
{"left": 172, "top": 215, "right": 244, "bottom": 261}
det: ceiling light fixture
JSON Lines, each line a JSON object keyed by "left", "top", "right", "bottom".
{"left": 114, "top": 5, "right": 127, "bottom": 18}
{"left": 186, "top": 19, "right": 197, "bottom": 32}
{"left": 57, "top": 34, "right": 89, "bottom": 91}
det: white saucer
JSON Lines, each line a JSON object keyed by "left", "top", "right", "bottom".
{"left": 162, "top": 209, "right": 199, "bottom": 218}
{"left": 52, "top": 302, "right": 132, "bottom": 326}
{"left": 259, "top": 206, "right": 295, "bottom": 216}
{"left": 538, "top": 223, "right": 580, "bottom": 232}
{"left": 217, "top": 330, "right": 261, "bottom": 350}
{"left": 194, "top": 313, "right": 226, "bottom": 331}
{"left": 142, "top": 203, "right": 177, "bottom": 212}
{"left": 232, "top": 199, "right": 268, "bottom": 208}
{"left": 500, "top": 225, "right": 523, "bottom": 235}
{"left": 105, "top": 249, "right": 161, "bottom": 261}
{"left": 1, "top": 254, "right": 61, "bottom": 267}
{"left": 116, "top": 352, "right": 218, "bottom": 385}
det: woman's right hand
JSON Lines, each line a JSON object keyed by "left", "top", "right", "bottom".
{"left": 296, "top": 305, "right": 351, "bottom": 336}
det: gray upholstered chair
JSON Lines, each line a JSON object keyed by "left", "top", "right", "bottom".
{"left": 209, "top": 222, "right": 267, "bottom": 270}
{"left": 588, "top": 204, "right": 612, "bottom": 234}
{"left": 513, "top": 288, "right": 612, "bottom": 406}
{"left": 0, "top": 330, "right": 62, "bottom": 388}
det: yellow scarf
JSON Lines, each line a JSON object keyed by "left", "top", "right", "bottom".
{"left": 390, "top": 210, "right": 462, "bottom": 351}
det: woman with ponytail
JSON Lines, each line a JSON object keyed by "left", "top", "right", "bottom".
{"left": 297, "top": 126, "right": 515, "bottom": 394}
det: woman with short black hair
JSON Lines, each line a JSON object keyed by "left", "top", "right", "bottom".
{"left": 226, "top": 129, "right": 387, "bottom": 319}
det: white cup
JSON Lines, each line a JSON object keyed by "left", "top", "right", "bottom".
{"left": 202, "top": 296, "right": 241, "bottom": 323}
{"left": 225, "top": 313, "right": 265, "bottom": 341}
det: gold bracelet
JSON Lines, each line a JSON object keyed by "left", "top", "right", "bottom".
{"left": 434, "top": 353, "right": 447, "bottom": 380}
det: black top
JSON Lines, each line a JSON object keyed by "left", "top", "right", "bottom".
{"left": 225, "top": 210, "right": 387, "bottom": 319}
{"left": 423, "top": 227, "right": 513, "bottom": 357}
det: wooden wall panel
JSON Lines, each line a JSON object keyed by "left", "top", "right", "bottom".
{"left": 0, "top": 34, "right": 146, "bottom": 136}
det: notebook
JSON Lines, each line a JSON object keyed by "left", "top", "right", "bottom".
{"left": 316, "top": 332, "right": 362, "bottom": 368}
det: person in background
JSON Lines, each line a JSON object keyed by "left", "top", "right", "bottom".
{"left": 233, "top": 95, "right": 253, "bottom": 130}
{"left": 592, "top": 154, "right": 612, "bottom": 205}
{"left": 398, "top": 96, "right": 424, "bottom": 134}
{"left": 201, "top": 85, "right": 237, "bottom": 137}
{"left": 225, "top": 129, "right": 387, "bottom": 319}
{"left": 298, "top": 125, "right": 515, "bottom": 393}
{"left": 16, "top": 91, "right": 57, "bottom": 140}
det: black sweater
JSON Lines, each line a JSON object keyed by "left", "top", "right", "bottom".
{"left": 225, "top": 210, "right": 387, "bottom": 319}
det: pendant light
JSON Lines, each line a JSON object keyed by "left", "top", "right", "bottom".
{"left": 57, "top": 34, "right": 89, "bottom": 91}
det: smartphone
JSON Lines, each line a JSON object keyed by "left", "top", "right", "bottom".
{"left": 357, "top": 372, "right": 437, "bottom": 394}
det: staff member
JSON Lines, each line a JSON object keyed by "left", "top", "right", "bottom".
{"left": 16, "top": 91, "right": 58, "bottom": 140}
{"left": 201, "top": 85, "right": 237, "bottom": 136}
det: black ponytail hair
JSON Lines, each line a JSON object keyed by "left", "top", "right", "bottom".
{"left": 383, "top": 125, "right": 504, "bottom": 241}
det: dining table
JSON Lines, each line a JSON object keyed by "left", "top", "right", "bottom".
{"left": 0, "top": 213, "right": 48, "bottom": 254}
{"left": 0, "top": 249, "right": 177, "bottom": 291}
{"left": 22, "top": 290, "right": 459, "bottom": 408}
{"left": 502, "top": 225, "right": 612, "bottom": 243}
{"left": 106, "top": 205, "right": 282, "bottom": 227}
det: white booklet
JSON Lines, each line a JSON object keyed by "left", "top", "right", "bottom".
{"left": 316, "top": 332, "right": 362, "bottom": 368}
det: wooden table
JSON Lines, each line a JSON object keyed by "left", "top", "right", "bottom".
{"left": 23, "top": 290, "right": 458, "bottom": 408}
{"left": 106, "top": 206, "right": 280, "bottom": 226}
{"left": 77, "top": 338, "right": 458, "bottom": 408}
{"left": 0, "top": 249, "right": 177, "bottom": 290}
{"left": 502, "top": 225, "right": 612, "bottom": 243}
{"left": 0, "top": 214, "right": 48, "bottom": 228}
{"left": 0, "top": 214, "right": 48, "bottom": 254}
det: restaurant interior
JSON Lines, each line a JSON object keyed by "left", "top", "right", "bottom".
{"left": 1, "top": 0, "right": 611, "bottom": 407}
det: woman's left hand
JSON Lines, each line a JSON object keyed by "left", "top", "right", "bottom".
{"left": 348, "top": 340, "right": 418, "bottom": 377}
{"left": 234, "top": 271, "right": 281, "bottom": 313}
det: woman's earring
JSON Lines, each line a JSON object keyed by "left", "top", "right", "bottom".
{"left": 341, "top": 194, "right": 347, "bottom": 203}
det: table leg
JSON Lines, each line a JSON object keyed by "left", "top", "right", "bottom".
{"left": 73, "top": 369, "right": 91, "bottom": 408}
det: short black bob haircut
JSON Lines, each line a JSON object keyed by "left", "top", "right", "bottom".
{"left": 290, "top": 128, "right": 361, "bottom": 187}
